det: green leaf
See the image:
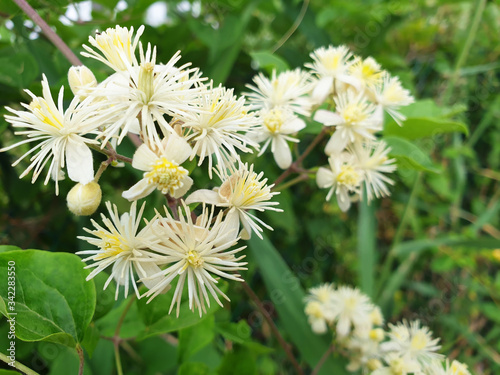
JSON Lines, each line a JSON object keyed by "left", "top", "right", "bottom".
{"left": 383, "top": 100, "right": 469, "bottom": 139}
{"left": 136, "top": 279, "right": 226, "bottom": 340}
{"left": 394, "top": 236, "right": 500, "bottom": 257}
{"left": 0, "top": 53, "right": 39, "bottom": 89}
{"left": 92, "top": 272, "right": 116, "bottom": 320}
{"left": 81, "top": 323, "right": 100, "bottom": 358}
{"left": 0, "top": 250, "right": 96, "bottom": 348}
{"left": 218, "top": 345, "right": 257, "bottom": 375}
{"left": 215, "top": 320, "right": 252, "bottom": 344}
{"left": 178, "top": 315, "right": 215, "bottom": 363}
{"left": 384, "top": 136, "right": 440, "bottom": 173}
{"left": 247, "top": 234, "right": 348, "bottom": 374}
{"left": 178, "top": 362, "right": 213, "bottom": 375}
{"left": 249, "top": 51, "right": 290, "bottom": 74}
{"left": 0, "top": 246, "right": 21, "bottom": 254}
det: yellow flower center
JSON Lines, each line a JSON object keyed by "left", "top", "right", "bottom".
{"left": 219, "top": 171, "right": 268, "bottom": 207}
{"left": 186, "top": 250, "right": 204, "bottom": 268}
{"left": 342, "top": 103, "right": 367, "bottom": 125}
{"left": 95, "top": 233, "right": 128, "bottom": 260}
{"left": 305, "top": 301, "right": 324, "bottom": 319}
{"left": 263, "top": 108, "right": 284, "bottom": 133}
{"left": 410, "top": 331, "right": 428, "bottom": 351}
{"left": 138, "top": 62, "right": 155, "bottom": 103}
{"left": 336, "top": 165, "right": 360, "bottom": 187}
{"left": 145, "top": 157, "right": 188, "bottom": 196}
{"left": 95, "top": 29, "right": 132, "bottom": 70}
{"left": 29, "top": 98, "right": 63, "bottom": 130}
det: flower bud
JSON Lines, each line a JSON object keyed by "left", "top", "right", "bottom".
{"left": 68, "top": 65, "right": 97, "bottom": 98}
{"left": 67, "top": 182, "right": 102, "bottom": 216}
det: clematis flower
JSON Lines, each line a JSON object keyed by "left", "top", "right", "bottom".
{"left": 1, "top": 75, "right": 102, "bottom": 195}
{"left": 186, "top": 162, "right": 281, "bottom": 239}
{"left": 77, "top": 201, "right": 164, "bottom": 299}
{"left": 143, "top": 203, "right": 247, "bottom": 316}
{"left": 122, "top": 132, "right": 193, "bottom": 201}
{"left": 252, "top": 107, "right": 306, "bottom": 169}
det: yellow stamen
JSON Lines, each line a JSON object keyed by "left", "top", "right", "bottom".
{"left": 145, "top": 157, "right": 188, "bottom": 196}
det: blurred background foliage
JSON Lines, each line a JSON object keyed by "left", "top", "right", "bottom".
{"left": 0, "top": 0, "right": 499, "bottom": 374}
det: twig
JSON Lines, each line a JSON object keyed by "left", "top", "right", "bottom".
{"left": 271, "top": 0, "right": 310, "bottom": 53}
{"left": 0, "top": 352, "right": 41, "bottom": 375}
{"left": 88, "top": 144, "right": 133, "bottom": 164}
{"left": 311, "top": 345, "right": 335, "bottom": 375}
{"left": 76, "top": 345, "right": 84, "bottom": 375}
{"left": 240, "top": 281, "right": 304, "bottom": 375}
{"left": 13, "top": 0, "right": 83, "bottom": 66}
{"left": 113, "top": 295, "right": 137, "bottom": 375}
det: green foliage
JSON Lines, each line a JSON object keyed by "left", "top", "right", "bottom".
{"left": 0, "top": 250, "right": 95, "bottom": 348}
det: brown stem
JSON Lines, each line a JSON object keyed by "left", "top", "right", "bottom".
{"left": 311, "top": 345, "right": 334, "bottom": 375}
{"left": 241, "top": 281, "right": 304, "bottom": 375}
{"left": 273, "top": 128, "right": 327, "bottom": 188}
{"left": 76, "top": 345, "right": 84, "bottom": 375}
{"left": 13, "top": 0, "right": 83, "bottom": 66}
{"left": 89, "top": 144, "right": 133, "bottom": 164}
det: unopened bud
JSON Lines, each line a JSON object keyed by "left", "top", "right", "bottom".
{"left": 68, "top": 65, "right": 97, "bottom": 98}
{"left": 67, "top": 182, "right": 102, "bottom": 216}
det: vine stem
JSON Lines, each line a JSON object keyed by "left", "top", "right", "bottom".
{"left": 113, "top": 295, "right": 137, "bottom": 375}
{"left": 240, "top": 281, "right": 304, "bottom": 375}
{"left": 271, "top": 0, "right": 310, "bottom": 53}
{"left": 273, "top": 128, "right": 327, "bottom": 188}
{"left": 0, "top": 352, "right": 40, "bottom": 375}
{"left": 76, "top": 345, "right": 84, "bottom": 375}
{"left": 13, "top": 0, "right": 83, "bottom": 66}
{"left": 311, "top": 345, "right": 334, "bottom": 375}
{"left": 88, "top": 143, "right": 133, "bottom": 164}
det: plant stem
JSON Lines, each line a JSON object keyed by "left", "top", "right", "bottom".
{"left": 76, "top": 345, "right": 84, "bottom": 375}
{"left": 240, "top": 281, "right": 304, "bottom": 375}
{"left": 376, "top": 172, "right": 422, "bottom": 299}
{"left": 273, "top": 128, "right": 327, "bottom": 188}
{"left": 113, "top": 295, "right": 137, "bottom": 375}
{"left": 311, "top": 345, "right": 334, "bottom": 375}
{"left": 271, "top": 0, "right": 310, "bottom": 53}
{"left": 13, "top": 0, "right": 82, "bottom": 66}
{"left": 88, "top": 144, "right": 133, "bottom": 164}
{"left": 0, "top": 352, "right": 41, "bottom": 375}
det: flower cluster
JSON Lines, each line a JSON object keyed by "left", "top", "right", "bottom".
{"left": 305, "top": 284, "right": 471, "bottom": 375}
{"left": 245, "top": 45, "right": 413, "bottom": 211}
{"left": 0, "top": 25, "right": 279, "bottom": 315}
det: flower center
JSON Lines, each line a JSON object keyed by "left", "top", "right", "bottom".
{"left": 219, "top": 171, "right": 268, "bottom": 207}
{"left": 263, "top": 108, "right": 284, "bottom": 133}
{"left": 336, "top": 165, "right": 361, "bottom": 187}
{"left": 305, "top": 301, "right": 324, "bottom": 319}
{"left": 410, "top": 331, "right": 428, "bottom": 351}
{"left": 138, "top": 62, "right": 155, "bottom": 103}
{"left": 342, "top": 103, "right": 367, "bottom": 125}
{"left": 186, "top": 250, "right": 204, "bottom": 268}
{"left": 145, "top": 157, "right": 188, "bottom": 196}
{"left": 29, "top": 98, "right": 63, "bottom": 130}
{"left": 95, "top": 233, "right": 128, "bottom": 260}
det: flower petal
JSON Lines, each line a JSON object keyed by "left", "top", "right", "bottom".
{"left": 122, "top": 178, "right": 156, "bottom": 201}
{"left": 66, "top": 139, "right": 94, "bottom": 184}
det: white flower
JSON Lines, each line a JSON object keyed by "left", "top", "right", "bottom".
{"left": 382, "top": 320, "right": 443, "bottom": 367}
{"left": 314, "top": 90, "right": 382, "bottom": 154}
{"left": 329, "top": 286, "right": 375, "bottom": 337}
{"left": 305, "top": 45, "right": 360, "bottom": 103}
{"left": 1, "top": 75, "right": 101, "bottom": 195}
{"left": 122, "top": 132, "right": 193, "bottom": 201}
{"left": 177, "top": 84, "right": 259, "bottom": 176}
{"left": 245, "top": 69, "right": 313, "bottom": 116}
{"left": 77, "top": 201, "right": 164, "bottom": 299}
{"left": 348, "top": 56, "right": 384, "bottom": 90}
{"left": 252, "top": 107, "right": 306, "bottom": 169}
{"left": 186, "top": 162, "right": 282, "bottom": 239}
{"left": 372, "top": 353, "right": 422, "bottom": 375}
{"left": 68, "top": 65, "right": 97, "bottom": 99}
{"left": 81, "top": 25, "right": 144, "bottom": 72}
{"left": 316, "top": 152, "right": 362, "bottom": 212}
{"left": 143, "top": 203, "right": 247, "bottom": 316}
{"left": 304, "top": 283, "right": 336, "bottom": 334}
{"left": 349, "top": 140, "right": 397, "bottom": 201}
{"left": 92, "top": 44, "right": 204, "bottom": 146}
{"left": 373, "top": 74, "right": 414, "bottom": 126}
